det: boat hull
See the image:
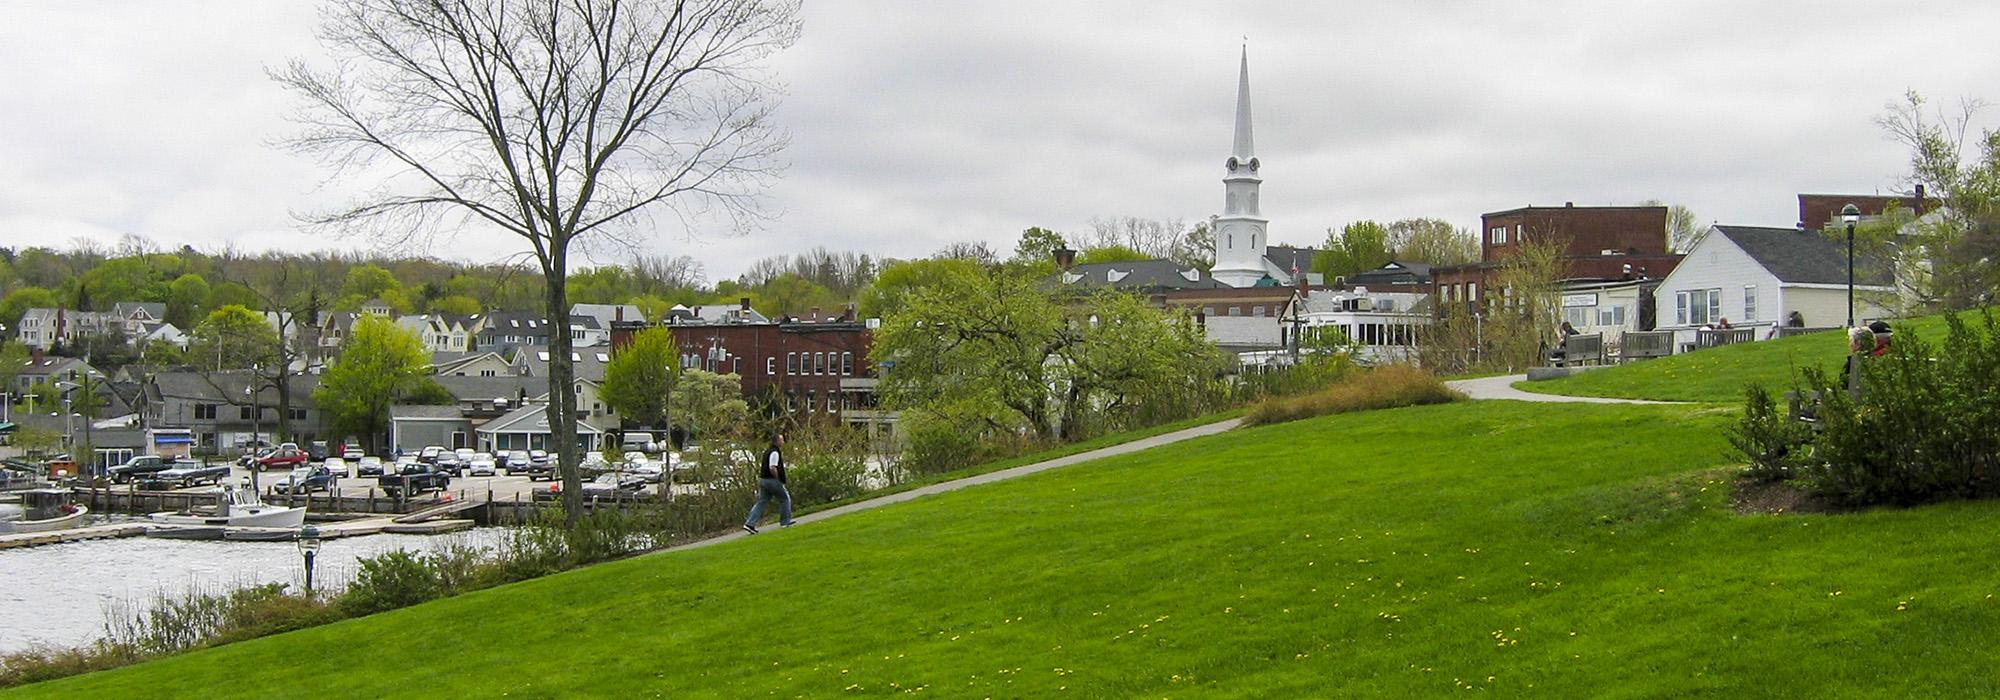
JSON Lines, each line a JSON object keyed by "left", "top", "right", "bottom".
{"left": 0, "top": 505, "right": 89, "bottom": 535}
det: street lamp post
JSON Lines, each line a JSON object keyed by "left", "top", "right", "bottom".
{"left": 1841, "top": 203, "right": 1861, "bottom": 327}
{"left": 296, "top": 524, "right": 322, "bottom": 596}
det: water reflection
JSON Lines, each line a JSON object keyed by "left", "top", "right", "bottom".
{"left": 0, "top": 529, "right": 509, "bottom": 654}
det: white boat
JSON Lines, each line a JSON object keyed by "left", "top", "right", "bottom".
{"left": 149, "top": 484, "right": 307, "bottom": 529}
{"left": 0, "top": 489, "right": 90, "bottom": 535}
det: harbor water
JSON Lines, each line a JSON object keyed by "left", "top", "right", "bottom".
{"left": 0, "top": 526, "right": 510, "bottom": 654}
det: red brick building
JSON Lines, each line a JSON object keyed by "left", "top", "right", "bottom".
{"left": 1435, "top": 204, "right": 1683, "bottom": 311}
{"left": 1796, "top": 189, "right": 1937, "bottom": 230}
{"left": 609, "top": 314, "right": 876, "bottom": 417}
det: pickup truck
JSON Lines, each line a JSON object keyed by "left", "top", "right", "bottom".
{"left": 142, "top": 460, "right": 233, "bottom": 489}
{"left": 378, "top": 464, "right": 451, "bottom": 499}
{"left": 269, "top": 465, "right": 339, "bottom": 496}
{"left": 109, "top": 456, "right": 172, "bottom": 484}
{"left": 258, "top": 448, "right": 310, "bottom": 472}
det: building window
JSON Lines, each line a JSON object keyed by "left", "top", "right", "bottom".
{"left": 1490, "top": 226, "right": 1507, "bottom": 245}
{"left": 1251, "top": 305, "right": 1265, "bottom": 317}
{"left": 842, "top": 352, "right": 854, "bottom": 376}
{"left": 1743, "top": 286, "right": 1758, "bottom": 322}
{"left": 805, "top": 390, "right": 817, "bottom": 412}
{"left": 195, "top": 403, "right": 218, "bottom": 420}
{"left": 767, "top": 357, "right": 777, "bottom": 376}
{"left": 1468, "top": 282, "right": 1480, "bottom": 304}
{"left": 1676, "top": 288, "right": 1724, "bottom": 326}
{"left": 1597, "top": 305, "right": 1627, "bottom": 327}
{"left": 239, "top": 405, "right": 256, "bottom": 421}
{"left": 289, "top": 408, "right": 308, "bottom": 421}
{"left": 1564, "top": 306, "right": 1592, "bottom": 328}
{"left": 825, "top": 391, "right": 836, "bottom": 413}
{"left": 814, "top": 352, "right": 826, "bottom": 375}
{"left": 786, "top": 352, "right": 798, "bottom": 375}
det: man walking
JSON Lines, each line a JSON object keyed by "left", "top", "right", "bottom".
{"left": 743, "top": 433, "right": 792, "bottom": 533}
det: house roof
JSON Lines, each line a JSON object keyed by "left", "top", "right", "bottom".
{"left": 389, "top": 405, "right": 469, "bottom": 421}
{"left": 478, "top": 312, "right": 555, "bottom": 338}
{"left": 513, "top": 350, "right": 611, "bottom": 382}
{"left": 429, "top": 375, "right": 550, "bottom": 402}
{"left": 1344, "top": 260, "right": 1433, "bottom": 286}
{"left": 666, "top": 304, "right": 770, "bottom": 325}
{"left": 1713, "top": 225, "right": 1893, "bottom": 286}
{"left": 145, "top": 371, "right": 322, "bottom": 408}
{"left": 1058, "top": 259, "right": 1226, "bottom": 291}
{"left": 1263, "top": 246, "right": 1319, "bottom": 275}
{"left": 476, "top": 403, "right": 603, "bottom": 435}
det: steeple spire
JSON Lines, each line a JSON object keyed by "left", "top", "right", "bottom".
{"left": 1232, "top": 44, "right": 1255, "bottom": 161}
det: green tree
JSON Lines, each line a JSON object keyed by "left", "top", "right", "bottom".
{"left": 428, "top": 295, "right": 482, "bottom": 316}
{"left": 1385, "top": 218, "right": 1479, "bottom": 266}
{"left": 165, "top": 273, "right": 211, "bottom": 328}
{"left": 313, "top": 315, "right": 429, "bottom": 454}
{"left": 1873, "top": 90, "right": 2000, "bottom": 310}
{"left": 0, "top": 287, "right": 59, "bottom": 329}
{"left": 189, "top": 305, "right": 281, "bottom": 371}
{"left": 873, "top": 266, "right": 1224, "bottom": 441}
{"left": 1012, "top": 226, "right": 1068, "bottom": 265}
{"left": 1076, "top": 245, "right": 1151, "bottom": 265}
{"left": 602, "top": 328, "right": 679, "bottom": 429}
{"left": 857, "top": 258, "right": 982, "bottom": 319}
{"left": 1313, "top": 221, "right": 1393, "bottom": 280}
{"left": 0, "top": 343, "right": 27, "bottom": 396}
{"left": 668, "top": 369, "right": 748, "bottom": 446}
{"left": 338, "top": 264, "right": 410, "bottom": 313}
{"left": 204, "top": 281, "right": 263, "bottom": 310}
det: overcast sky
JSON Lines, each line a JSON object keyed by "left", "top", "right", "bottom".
{"left": 3, "top": 1, "right": 1997, "bottom": 281}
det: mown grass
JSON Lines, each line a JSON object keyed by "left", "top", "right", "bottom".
{"left": 15, "top": 399, "right": 2000, "bottom": 697}
{"left": 1520, "top": 314, "right": 1958, "bottom": 403}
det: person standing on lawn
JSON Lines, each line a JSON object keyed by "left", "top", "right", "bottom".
{"left": 743, "top": 433, "right": 793, "bottom": 533}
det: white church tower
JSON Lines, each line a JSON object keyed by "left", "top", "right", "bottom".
{"left": 1210, "top": 46, "right": 1270, "bottom": 288}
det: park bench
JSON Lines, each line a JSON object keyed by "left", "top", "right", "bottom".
{"left": 1547, "top": 332, "right": 1605, "bottom": 367}
{"left": 1619, "top": 330, "right": 1674, "bottom": 362}
{"left": 1695, "top": 327, "right": 1758, "bottom": 349}
{"left": 1776, "top": 326, "right": 1841, "bottom": 339}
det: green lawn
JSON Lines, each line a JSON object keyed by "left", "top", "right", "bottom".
{"left": 15, "top": 400, "right": 2000, "bottom": 697}
{"left": 1519, "top": 314, "right": 1960, "bottom": 403}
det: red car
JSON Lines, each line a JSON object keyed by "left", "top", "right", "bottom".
{"left": 257, "top": 448, "right": 310, "bottom": 471}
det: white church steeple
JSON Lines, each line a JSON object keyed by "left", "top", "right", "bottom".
{"left": 1210, "top": 45, "right": 1270, "bottom": 288}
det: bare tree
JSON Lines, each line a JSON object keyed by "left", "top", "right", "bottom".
{"left": 1639, "top": 200, "right": 1705, "bottom": 253}
{"left": 1384, "top": 218, "right": 1478, "bottom": 266}
{"left": 1085, "top": 216, "right": 1190, "bottom": 259}
{"left": 277, "top": 0, "right": 800, "bottom": 524}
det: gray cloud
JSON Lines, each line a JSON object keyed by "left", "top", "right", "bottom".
{"left": 2, "top": 1, "right": 1995, "bottom": 279}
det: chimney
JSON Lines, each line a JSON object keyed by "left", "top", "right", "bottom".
{"left": 739, "top": 297, "right": 751, "bottom": 312}
{"left": 615, "top": 306, "right": 624, "bottom": 322}
{"left": 809, "top": 307, "right": 821, "bottom": 322}
{"left": 843, "top": 303, "right": 856, "bottom": 322}
{"left": 1053, "top": 246, "right": 1077, "bottom": 271}
{"left": 1194, "top": 311, "right": 1206, "bottom": 329}
{"left": 1565, "top": 201, "right": 1574, "bottom": 207}
{"left": 1915, "top": 183, "right": 1926, "bottom": 212}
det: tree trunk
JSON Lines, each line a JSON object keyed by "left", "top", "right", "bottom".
{"left": 545, "top": 251, "right": 584, "bottom": 526}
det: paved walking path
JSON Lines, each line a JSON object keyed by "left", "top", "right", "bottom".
{"left": 1446, "top": 374, "right": 1681, "bottom": 405}
{"left": 664, "top": 418, "right": 1243, "bottom": 552}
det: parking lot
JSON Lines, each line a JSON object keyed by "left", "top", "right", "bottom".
{"left": 228, "top": 462, "right": 717, "bottom": 502}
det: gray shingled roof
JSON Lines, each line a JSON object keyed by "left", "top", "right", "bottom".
{"left": 1715, "top": 225, "right": 1893, "bottom": 286}
{"left": 429, "top": 374, "right": 551, "bottom": 401}
{"left": 389, "top": 405, "right": 468, "bottom": 420}
{"left": 1058, "top": 259, "right": 1226, "bottom": 291}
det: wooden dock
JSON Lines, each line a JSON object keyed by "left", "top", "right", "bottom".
{"left": 0, "top": 523, "right": 149, "bottom": 550}
{"left": 0, "top": 516, "right": 477, "bottom": 551}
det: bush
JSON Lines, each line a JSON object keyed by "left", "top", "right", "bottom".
{"left": 1779, "top": 312, "right": 2000, "bottom": 506}
{"left": 1728, "top": 384, "right": 1810, "bottom": 482}
{"left": 1241, "top": 364, "right": 1464, "bottom": 426}
{"left": 338, "top": 550, "right": 444, "bottom": 617}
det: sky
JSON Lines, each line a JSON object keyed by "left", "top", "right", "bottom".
{"left": 2, "top": 1, "right": 1998, "bottom": 282}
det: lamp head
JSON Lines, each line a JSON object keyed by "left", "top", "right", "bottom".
{"left": 297, "top": 524, "right": 323, "bottom": 554}
{"left": 1840, "top": 203, "right": 1861, "bottom": 225}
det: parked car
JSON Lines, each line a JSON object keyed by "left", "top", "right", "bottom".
{"left": 378, "top": 463, "right": 452, "bottom": 499}
{"left": 340, "top": 446, "right": 364, "bottom": 461}
{"left": 143, "top": 460, "right": 232, "bottom": 489}
{"left": 624, "top": 457, "right": 663, "bottom": 484}
{"left": 109, "top": 456, "right": 171, "bottom": 484}
{"left": 258, "top": 448, "right": 310, "bottom": 472}
{"left": 579, "top": 472, "right": 646, "bottom": 498}
{"left": 269, "top": 465, "right": 338, "bottom": 496}
{"left": 237, "top": 448, "right": 275, "bottom": 468}
{"left": 418, "top": 445, "right": 446, "bottom": 464}
{"left": 502, "top": 450, "right": 532, "bottom": 475}
{"left": 521, "top": 458, "right": 557, "bottom": 482}
{"left": 454, "top": 447, "right": 475, "bottom": 463}
{"left": 621, "top": 432, "right": 655, "bottom": 454}
{"left": 322, "top": 457, "right": 350, "bottom": 478}
{"left": 467, "top": 453, "right": 497, "bottom": 477}
{"left": 529, "top": 449, "right": 550, "bottom": 466}
{"left": 356, "top": 455, "right": 388, "bottom": 477}
{"left": 434, "top": 452, "right": 466, "bottom": 476}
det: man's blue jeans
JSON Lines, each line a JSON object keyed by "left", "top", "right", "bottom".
{"left": 746, "top": 477, "right": 793, "bottom": 527}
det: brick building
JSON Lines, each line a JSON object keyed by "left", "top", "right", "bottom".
{"left": 609, "top": 309, "right": 877, "bottom": 419}
{"left": 1435, "top": 204, "right": 1683, "bottom": 312}
{"left": 1796, "top": 189, "right": 1937, "bottom": 230}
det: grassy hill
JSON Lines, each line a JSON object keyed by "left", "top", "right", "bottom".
{"left": 1520, "top": 314, "right": 1958, "bottom": 403}
{"left": 14, "top": 398, "right": 2000, "bottom": 697}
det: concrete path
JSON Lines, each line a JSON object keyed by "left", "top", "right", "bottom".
{"left": 1446, "top": 374, "right": 1681, "bottom": 405}
{"left": 663, "top": 418, "right": 1243, "bottom": 552}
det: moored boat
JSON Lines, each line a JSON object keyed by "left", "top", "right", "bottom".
{"left": 149, "top": 484, "right": 306, "bottom": 529}
{"left": 0, "top": 489, "right": 89, "bottom": 535}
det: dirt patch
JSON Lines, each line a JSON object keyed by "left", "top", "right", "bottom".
{"left": 1732, "top": 477, "right": 1842, "bottom": 515}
